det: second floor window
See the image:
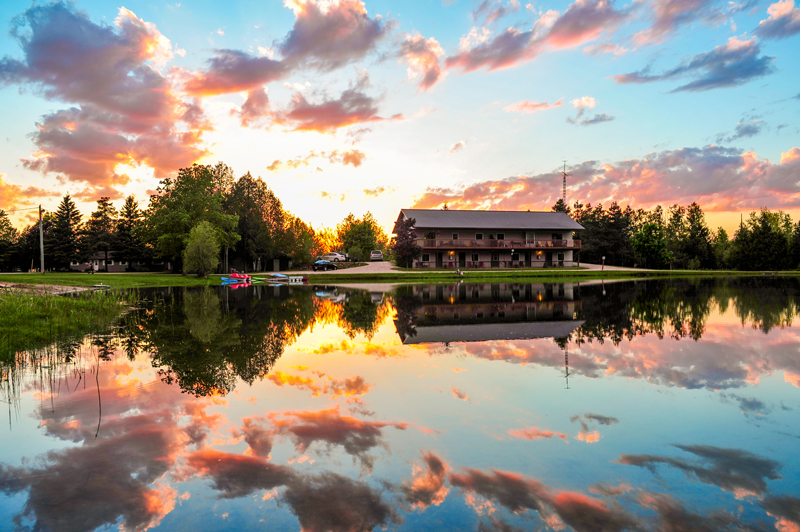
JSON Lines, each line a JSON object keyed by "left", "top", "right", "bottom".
{"left": 475, "top": 233, "right": 483, "bottom": 240}
{"left": 452, "top": 233, "right": 459, "bottom": 240}
{"left": 425, "top": 232, "right": 435, "bottom": 239}
{"left": 497, "top": 233, "right": 505, "bottom": 240}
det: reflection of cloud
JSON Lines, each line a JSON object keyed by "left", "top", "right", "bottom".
{"left": 232, "top": 417, "right": 274, "bottom": 458}
{"left": 186, "top": 449, "right": 294, "bottom": 498}
{"left": 269, "top": 406, "right": 409, "bottom": 468}
{"left": 638, "top": 491, "right": 750, "bottom": 532}
{"left": 508, "top": 426, "right": 569, "bottom": 442}
{"left": 760, "top": 495, "right": 800, "bottom": 532}
{"left": 720, "top": 392, "right": 772, "bottom": 417}
{"left": 452, "top": 387, "right": 469, "bottom": 401}
{"left": 416, "top": 324, "right": 800, "bottom": 393}
{"left": 619, "top": 444, "right": 782, "bottom": 496}
{"left": 282, "top": 471, "right": 402, "bottom": 532}
{"left": 571, "top": 413, "right": 618, "bottom": 442}
{"left": 401, "top": 452, "right": 450, "bottom": 509}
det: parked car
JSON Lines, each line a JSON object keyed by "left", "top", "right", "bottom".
{"left": 312, "top": 260, "right": 338, "bottom": 271}
{"left": 370, "top": 250, "right": 384, "bottom": 261}
{"left": 321, "top": 252, "right": 346, "bottom": 262}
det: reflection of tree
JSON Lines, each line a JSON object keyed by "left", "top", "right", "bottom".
{"left": 338, "top": 292, "right": 388, "bottom": 340}
{"left": 392, "top": 290, "right": 422, "bottom": 343}
{"left": 146, "top": 287, "right": 242, "bottom": 396}
{"left": 127, "top": 286, "right": 328, "bottom": 396}
{"left": 575, "top": 278, "right": 800, "bottom": 344}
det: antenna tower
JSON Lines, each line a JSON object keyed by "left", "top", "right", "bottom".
{"left": 560, "top": 161, "right": 571, "bottom": 204}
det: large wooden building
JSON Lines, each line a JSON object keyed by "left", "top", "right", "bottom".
{"left": 393, "top": 209, "right": 584, "bottom": 269}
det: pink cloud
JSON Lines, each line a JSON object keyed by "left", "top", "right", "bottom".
{"left": 755, "top": 0, "right": 800, "bottom": 39}
{"left": 274, "top": 74, "right": 402, "bottom": 133}
{"left": 400, "top": 33, "right": 446, "bottom": 91}
{"left": 182, "top": 50, "right": 288, "bottom": 96}
{"left": 1, "top": 4, "right": 208, "bottom": 190}
{"left": 412, "top": 145, "right": 800, "bottom": 212}
{"left": 504, "top": 98, "right": 564, "bottom": 113}
{"left": 446, "top": 0, "right": 630, "bottom": 73}
{"left": 280, "top": 0, "right": 389, "bottom": 71}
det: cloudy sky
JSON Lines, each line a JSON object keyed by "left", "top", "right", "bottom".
{"left": 0, "top": 0, "right": 798, "bottom": 233}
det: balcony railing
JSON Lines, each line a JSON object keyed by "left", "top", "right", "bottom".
{"left": 418, "top": 239, "right": 581, "bottom": 249}
{"left": 414, "top": 261, "right": 578, "bottom": 269}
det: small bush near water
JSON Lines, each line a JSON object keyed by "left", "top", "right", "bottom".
{"left": 0, "top": 289, "right": 127, "bottom": 362}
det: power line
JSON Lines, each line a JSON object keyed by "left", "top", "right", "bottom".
{"left": 0, "top": 207, "right": 42, "bottom": 213}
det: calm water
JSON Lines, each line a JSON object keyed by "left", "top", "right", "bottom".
{"left": 1, "top": 279, "right": 798, "bottom": 532}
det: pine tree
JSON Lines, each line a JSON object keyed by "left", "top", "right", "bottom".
{"left": 48, "top": 195, "right": 83, "bottom": 270}
{"left": 115, "top": 195, "right": 146, "bottom": 269}
{"left": 84, "top": 197, "right": 117, "bottom": 271}
{"left": 392, "top": 217, "right": 422, "bottom": 267}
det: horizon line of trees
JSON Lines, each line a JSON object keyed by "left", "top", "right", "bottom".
{"left": 551, "top": 198, "right": 800, "bottom": 271}
{"left": 0, "top": 163, "right": 389, "bottom": 274}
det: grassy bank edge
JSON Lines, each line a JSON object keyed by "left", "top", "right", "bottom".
{"left": 2, "top": 269, "right": 796, "bottom": 289}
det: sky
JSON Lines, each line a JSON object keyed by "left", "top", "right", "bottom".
{"left": 0, "top": 0, "right": 798, "bottom": 235}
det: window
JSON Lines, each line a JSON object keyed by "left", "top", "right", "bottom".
{"left": 511, "top": 253, "right": 520, "bottom": 261}
{"left": 492, "top": 253, "right": 499, "bottom": 261}
{"left": 477, "top": 312, "right": 484, "bottom": 319}
{"left": 471, "top": 253, "right": 479, "bottom": 261}
{"left": 452, "top": 233, "right": 459, "bottom": 240}
{"left": 557, "top": 253, "right": 565, "bottom": 261}
{"left": 425, "top": 232, "right": 436, "bottom": 239}
{"left": 421, "top": 253, "right": 430, "bottom": 262}
{"left": 497, "top": 233, "right": 505, "bottom": 240}
{"left": 475, "top": 233, "right": 483, "bottom": 240}
{"left": 552, "top": 233, "right": 563, "bottom": 240}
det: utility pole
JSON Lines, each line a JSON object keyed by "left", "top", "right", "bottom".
{"left": 39, "top": 205, "right": 45, "bottom": 274}
{"left": 560, "top": 161, "right": 571, "bottom": 204}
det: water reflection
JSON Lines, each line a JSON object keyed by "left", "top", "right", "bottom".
{"left": 0, "top": 278, "right": 798, "bottom": 532}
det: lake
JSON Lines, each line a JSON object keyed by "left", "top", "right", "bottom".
{"left": 1, "top": 278, "right": 798, "bottom": 532}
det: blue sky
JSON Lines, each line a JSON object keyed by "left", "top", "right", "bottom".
{"left": 0, "top": 0, "right": 799, "bottom": 233}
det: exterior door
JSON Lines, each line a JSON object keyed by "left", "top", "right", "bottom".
{"left": 458, "top": 252, "right": 466, "bottom": 268}
{"left": 436, "top": 252, "right": 443, "bottom": 268}
{"left": 545, "top": 251, "right": 553, "bottom": 267}
{"left": 525, "top": 251, "right": 531, "bottom": 267}
{"left": 491, "top": 252, "right": 499, "bottom": 268}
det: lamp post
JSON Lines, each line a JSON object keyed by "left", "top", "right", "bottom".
{"left": 601, "top": 256, "right": 606, "bottom": 271}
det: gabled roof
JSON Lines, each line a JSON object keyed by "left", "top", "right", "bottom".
{"left": 396, "top": 209, "right": 584, "bottom": 231}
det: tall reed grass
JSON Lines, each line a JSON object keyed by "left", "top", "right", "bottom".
{"left": 0, "top": 289, "right": 128, "bottom": 361}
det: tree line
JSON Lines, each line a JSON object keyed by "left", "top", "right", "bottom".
{"left": 0, "top": 163, "right": 389, "bottom": 273}
{"left": 552, "top": 198, "right": 800, "bottom": 271}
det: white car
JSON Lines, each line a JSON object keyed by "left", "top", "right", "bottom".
{"left": 370, "top": 250, "right": 384, "bottom": 261}
{"left": 321, "top": 252, "right": 346, "bottom": 262}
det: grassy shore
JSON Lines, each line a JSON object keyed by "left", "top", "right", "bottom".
{"left": 0, "top": 289, "right": 129, "bottom": 361}
{"left": 0, "top": 268, "right": 794, "bottom": 290}
{"left": 0, "top": 272, "right": 219, "bottom": 289}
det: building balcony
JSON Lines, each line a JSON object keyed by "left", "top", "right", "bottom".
{"left": 417, "top": 239, "right": 581, "bottom": 249}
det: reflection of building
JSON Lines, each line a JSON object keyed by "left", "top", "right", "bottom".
{"left": 393, "top": 209, "right": 584, "bottom": 269}
{"left": 399, "top": 283, "right": 584, "bottom": 344}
